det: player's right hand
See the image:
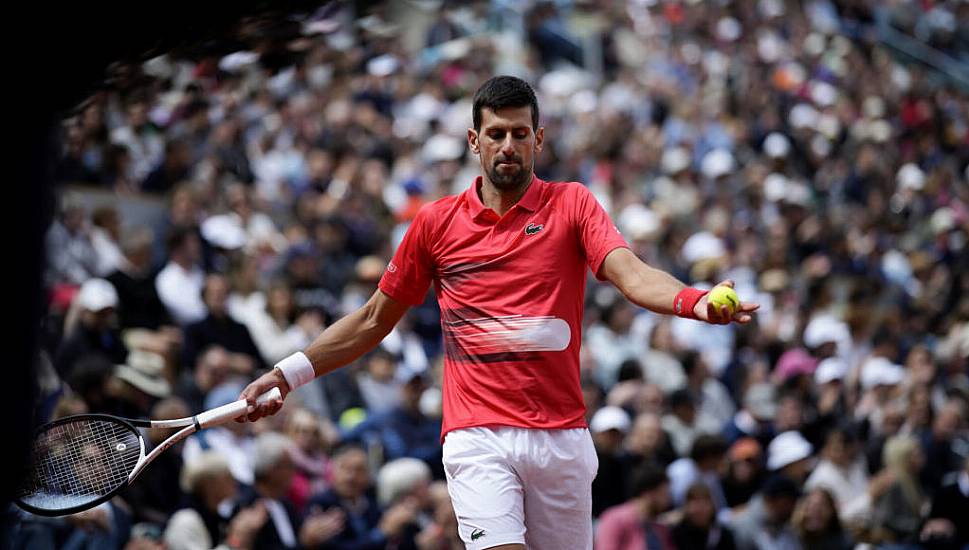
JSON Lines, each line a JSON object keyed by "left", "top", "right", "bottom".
{"left": 238, "top": 367, "right": 290, "bottom": 422}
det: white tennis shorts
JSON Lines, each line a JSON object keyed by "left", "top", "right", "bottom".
{"left": 442, "top": 426, "right": 598, "bottom": 550}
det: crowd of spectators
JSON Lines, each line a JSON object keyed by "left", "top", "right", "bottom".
{"left": 21, "top": 0, "right": 969, "bottom": 549}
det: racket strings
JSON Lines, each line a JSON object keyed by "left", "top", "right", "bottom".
{"left": 20, "top": 418, "right": 141, "bottom": 506}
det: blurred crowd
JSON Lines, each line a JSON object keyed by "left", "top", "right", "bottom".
{"left": 23, "top": 0, "right": 969, "bottom": 549}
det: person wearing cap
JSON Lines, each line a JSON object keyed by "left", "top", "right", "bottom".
{"left": 239, "top": 75, "right": 758, "bottom": 550}
{"left": 54, "top": 277, "right": 129, "bottom": 378}
{"left": 766, "top": 431, "right": 815, "bottom": 484}
{"left": 110, "top": 349, "right": 172, "bottom": 418}
{"left": 590, "top": 406, "right": 633, "bottom": 517}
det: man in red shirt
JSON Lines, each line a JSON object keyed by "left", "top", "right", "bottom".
{"left": 240, "top": 76, "right": 757, "bottom": 550}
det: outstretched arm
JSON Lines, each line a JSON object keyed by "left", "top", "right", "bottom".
{"left": 238, "top": 289, "right": 410, "bottom": 420}
{"left": 598, "top": 247, "right": 758, "bottom": 324}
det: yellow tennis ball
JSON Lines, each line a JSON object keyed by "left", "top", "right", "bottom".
{"left": 708, "top": 286, "right": 740, "bottom": 315}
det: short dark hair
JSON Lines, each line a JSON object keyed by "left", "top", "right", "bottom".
{"left": 472, "top": 75, "right": 539, "bottom": 131}
{"left": 630, "top": 463, "right": 669, "bottom": 496}
{"left": 690, "top": 434, "right": 729, "bottom": 463}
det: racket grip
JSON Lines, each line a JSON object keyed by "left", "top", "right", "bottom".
{"left": 196, "top": 388, "right": 282, "bottom": 428}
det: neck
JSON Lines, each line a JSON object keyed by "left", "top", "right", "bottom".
{"left": 636, "top": 496, "right": 654, "bottom": 520}
{"left": 479, "top": 175, "right": 532, "bottom": 217}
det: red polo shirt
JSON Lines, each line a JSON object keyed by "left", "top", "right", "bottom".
{"left": 379, "top": 175, "right": 629, "bottom": 436}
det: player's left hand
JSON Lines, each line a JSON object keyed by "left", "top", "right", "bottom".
{"left": 694, "top": 280, "right": 759, "bottom": 325}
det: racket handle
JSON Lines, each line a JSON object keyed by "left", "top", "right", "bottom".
{"left": 196, "top": 388, "right": 282, "bottom": 428}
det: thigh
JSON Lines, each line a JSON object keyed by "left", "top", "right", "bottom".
{"left": 443, "top": 427, "right": 527, "bottom": 550}
{"left": 520, "top": 429, "right": 597, "bottom": 550}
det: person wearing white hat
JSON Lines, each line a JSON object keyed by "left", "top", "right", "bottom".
{"left": 590, "top": 406, "right": 632, "bottom": 517}
{"left": 240, "top": 76, "right": 758, "bottom": 550}
{"left": 53, "top": 278, "right": 129, "bottom": 377}
{"left": 112, "top": 349, "right": 173, "bottom": 417}
{"left": 767, "top": 431, "right": 814, "bottom": 483}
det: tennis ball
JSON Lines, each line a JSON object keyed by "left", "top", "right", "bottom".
{"left": 708, "top": 286, "right": 740, "bottom": 316}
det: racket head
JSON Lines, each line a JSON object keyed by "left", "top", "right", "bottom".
{"left": 16, "top": 414, "right": 145, "bottom": 516}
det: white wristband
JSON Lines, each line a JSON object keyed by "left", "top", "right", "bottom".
{"left": 275, "top": 352, "right": 315, "bottom": 391}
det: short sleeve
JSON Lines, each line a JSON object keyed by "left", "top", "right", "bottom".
{"left": 572, "top": 184, "right": 629, "bottom": 280}
{"left": 378, "top": 207, "right": 434, "bottom": 305}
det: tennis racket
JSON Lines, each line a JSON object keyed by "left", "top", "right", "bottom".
{"left": 15, "top": 387, "right": 281, "bottom": 516}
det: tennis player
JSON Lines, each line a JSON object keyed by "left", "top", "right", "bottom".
{"left": 240, "top": 75, "right": 758, "bottom": 550}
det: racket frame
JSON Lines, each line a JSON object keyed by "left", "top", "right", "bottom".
{"left": 15, "top": 387, "right": 279, "bottom": 516}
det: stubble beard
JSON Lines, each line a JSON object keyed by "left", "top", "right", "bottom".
{"left": 487, "top": 158, "right": 531, "bottom": 192}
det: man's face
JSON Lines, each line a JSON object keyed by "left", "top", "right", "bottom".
{"left": 332, "top": 449, "right": 370, "bottom": 499}
{"left": 468, "top": 106, "right": 543, "bottom": 192}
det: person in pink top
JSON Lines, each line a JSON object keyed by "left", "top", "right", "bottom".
{"left": 239, "top": 75, "right": 758, "bottom": 550}
{"left": 596, "top": 465, "right": 676, "bottom": 550}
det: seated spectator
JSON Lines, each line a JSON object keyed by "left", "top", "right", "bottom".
{"left": 723, "top": 383, "right": 777, "bottom": 449}
{"left": 804, "top": 425, "right": 870, "bottom": 521}
{"left": 45, "top": 193, "right": 98, "bottom": 287}
{"left": 596, "top": 464, "right": 675, "bottom": 550}
{"left": 142, "top": 139, "right": 191, "bottom": 194}
{"left": 164, "top": 451, "right": 266, "bottom": 550}
{"left": 183, "top": 274, "right": 266, "bottom": 374}
{"left": 121, "top": 397, "right": 190, "bottom": 525}
{"left": 55, "top": 278, "right": 128, "bottom": 378}
{"left": 920, "top": 456, "right": 969, "bottom": 549}
{"left": 239, "top": 280, "right": 319, "bottom": 366}
{"left": 641, "top": 318, "right": 687, "bottom": 393}
{"left": 871, "top": 434, "right": 927, "bottom": 546}
{"left": 672, "top": 483, "right": 737, "bottom": 550}
{"left": 590, "top": 406, "right": 633, "bottom": 517}
{"left": 667, "top": 434, "right": 729, "bottom": 512}
{"left": 306, "top": 444, "right": 418, "bottom": 549}
{"left": 791, "top": 487, "right": 852, "bottom": 550}
{"left": 722, "top": 438, "right": 766, "bottom": 509}
{"left": 88, "top": 205, "right": 125, "bottom": 277}
{"left": 376, "top": 458, "right": 433, "bottom": 548}
{"left": 285, "top": 408, "right": 337, "bottom": 513}
{"left": 175, "top": 345, "right": 232, "bottom": 413}
{"left": 919, "top": 399, "right": 967, "bottom": 495}
{"left": 106, "top": 227, "right": 173, "bottom": 331}
{"left": 766, "top": 431, "right": 814, "bottom": 484}
{"left": 625, "top": 412, "right": 678, "bottom": 469}
{"left": 236, "top": 432, "right": 342, "bottom": 550}
{"left": 182, "top": 381, "right": 257, "bottom": 485}
{"left": 110, "top": 350, "right": 172, "bottom": 418}
{"left": 343, "top": 369, "right": 442, "bottom": 477}
{"left": 156, "top": 227, "right": 206, "bottom": 326}
{"left": 663, "top": 388, "right": 702, "bottom": 456}
{"left": 682, "top": 351, "right": 735, "bottom": 436}
{"left": 356, "top": 348, "right": 403, "bottom": 415}
{"left": 414, "top": 481, "right": 463, "bottom": 550}
{"left": 729, "top": 475, "right": 801, "bottom": 550}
